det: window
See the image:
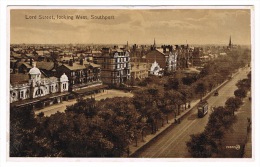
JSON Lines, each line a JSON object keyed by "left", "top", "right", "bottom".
{"left": 63, "top": 83, "right": 67, "bottom": 90}
{"left": 11, "top": 92, "right": 16, "bottom": 98}
{"left": 35, "top": 89, "right": 43, "bottom": 96}
{"left": 20, "top": 91, "right": 24, "bottom": 98}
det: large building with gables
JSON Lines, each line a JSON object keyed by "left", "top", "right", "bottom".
{"left": 10, "top": 63, "right": 69, "bottom": 109}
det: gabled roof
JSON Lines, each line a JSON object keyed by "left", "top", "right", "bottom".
{"left": 37, "top": 62, "right": 55, "bottom": 71}
{"left": 25, "top": 54, "right": 34, "bottom": 58}
{"left": 146, "top": 49, "right": 168, "bottom": 57}
{"left": 17, "top": 62, "right": 33, "bottom": 69}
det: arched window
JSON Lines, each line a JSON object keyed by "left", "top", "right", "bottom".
{"left": 35, "top": 88, "right": 43, "bottom": 96}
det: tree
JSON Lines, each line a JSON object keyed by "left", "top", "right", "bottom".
{"left": 187, "top": 106, "right": 237, "bottom": 158}
{"left": 10, "top": 106, "right": 54, "bottom": 157}
{"left": 225, "top": 97, "right": 243, "bottom": 115}
{"left": 182, "top": 75, "right": 197, "bottom": 86}
{"left": 165, "top": 77, "right": 180, "bottom": 90}
{"left": 158, "top": 94, "right": 175, "bottom": 123}
{"left": 65, "top": 97, "right": 97, "bottom": 119}
{"left": 36, "top": 111, "right": 118, "bottom": 157}
{"left": 194, "top": 82, "right": 207, "bottom": 100}
{"left": 234, "top": 88, "right": 247, "bottom": 99}
{"left": 236, "top": 79, "right": 251, "bottom": 91}
{"left": 133, "top": 85, "right": 164, "bottom": 134}
{"left": 178, "top": 84, "right": 192, "bottom": 109}
{"left": 97, "top": 97, "right": 142, "bottom": 155}
{"left": 203, "top": 75, "right": 217, "bottom": 91}
{"left": 165, "top": 90, "right": 184, "bottom": 116}
{"left": 205, "top": 106, "right": 236, "bottom": 139}
{"left": 186, "top": 132, "right": 217, "bottom": 158}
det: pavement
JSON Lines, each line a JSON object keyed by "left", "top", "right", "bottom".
{"left": 35, "top": 89, "right": 133, "bottom": 116}
{"left": 243, "top": 128, "right": 252, "bottom": 158}
{"left": 216, "top": 92, "right": 251, "bottom": 158}
{"left": 243, "top": 92, "right": 252, "bottom": 158}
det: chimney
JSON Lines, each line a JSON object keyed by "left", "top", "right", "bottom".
{"left": 169, "top": 45, "right": 173, "bottom": 52}
{"left": 69, "top": 59, "right": 73, "bottom": 66}
{"left": 30, "top": 58, "right": 33, "bottom": 66}
{"left": 80, "top": 58, "right": 84, "bottom": 65}
{"left": 163, "top": 45, "right": 166, "bottom": 53}
{"left": 102, "top": 48, "right": 110, "bottom": 54}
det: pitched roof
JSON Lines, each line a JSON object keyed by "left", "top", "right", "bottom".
{"left": 17, "top": 62, "right": 33, "bottom": 69}
{"left": 10, "top": 73, "right": 29, "bottom": 84}
{"left": 36, "top": 62, "right": 55, "bottom": 71}
{"left": 62, "top": 63, "right": 87, "bottom": 71}
{"left": 146, "top": 49, "right": 168, "bottom": 57}
{"left": 62, "top": 62, "right": 100, "bottom": 71}
{"left": 85, "top": 62, "right": 101, "bottom": 68}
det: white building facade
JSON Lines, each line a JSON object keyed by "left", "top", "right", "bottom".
{"left": 10, "top": 64, "right": 69, "bottom": 103}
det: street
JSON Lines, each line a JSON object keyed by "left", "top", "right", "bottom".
{"left": 136, "top": 67, "right": 251, "bottom": 158}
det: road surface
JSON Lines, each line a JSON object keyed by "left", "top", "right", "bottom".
{"left": 136, "top": 67, "right": 251, "bottom": 158}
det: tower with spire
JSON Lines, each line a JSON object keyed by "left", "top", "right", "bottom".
{"left": 229, "top": 35, "right": 232, "bottom": 49}
{"left": 151, "top": 38, "right": 156, "bottom": 50}
{"left": 126, "top": 41, "right": 129, "bottom": 51}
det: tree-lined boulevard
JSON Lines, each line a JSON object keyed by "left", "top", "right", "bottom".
{"left": 135, "top": 66, "right": 251, "bottom": 157}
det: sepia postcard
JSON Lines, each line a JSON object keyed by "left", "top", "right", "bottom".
{"left": 7, "top": 6, "right": 253, "bottom": 161}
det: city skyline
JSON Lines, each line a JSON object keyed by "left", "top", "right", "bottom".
{"left": 11, "top": 8, "right": 251, "bottom": 45}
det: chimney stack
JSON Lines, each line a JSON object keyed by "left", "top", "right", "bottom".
{"left": 30, "top": 58, "right": 33, "bottom": 66}
{"left": 163, "top": 45, "right": 166, "bottom": 53}
{"left": 69, "top": 59, "right": 73, "bottom": 66}
{"left": 80, "top": 58, "right": 84, "bottom": 65}
{"left": 169, "top": 45, "right": 173, "bottom": 52}
{"left": 102, "top": 48, "right": 110, "bottom": 54}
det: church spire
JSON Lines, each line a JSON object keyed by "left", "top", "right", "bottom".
{"left": 229, "top": 35, "right": 232, "bottom": 48}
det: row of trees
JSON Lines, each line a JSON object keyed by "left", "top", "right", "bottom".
{"left": 11, "top": 97, "right": 143, "bottom": 157}
{"left": 186, "top": 71, "right": 251, "bottom": 157}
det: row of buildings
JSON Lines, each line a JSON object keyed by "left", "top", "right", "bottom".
{"left": 11, "top": 39, "right": 232, "bottom": 109}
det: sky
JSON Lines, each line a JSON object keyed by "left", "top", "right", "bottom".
{"left": 10, "top": 8, "right": 252, "bottom": 45}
